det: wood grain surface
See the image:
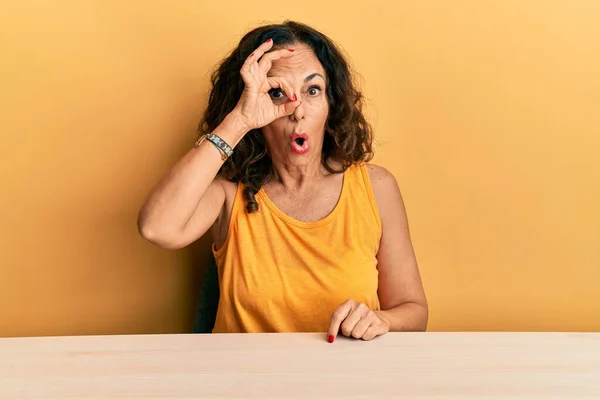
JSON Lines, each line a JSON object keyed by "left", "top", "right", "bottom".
{"left": 1, "top": 332, "right": 599, "bottom": 399}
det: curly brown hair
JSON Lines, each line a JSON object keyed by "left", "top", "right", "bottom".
{"left": 198, "top": 20, "right": 374, "bottom": 213}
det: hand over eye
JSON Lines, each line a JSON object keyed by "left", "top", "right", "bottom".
{"left": 233, "top": 39, "right": 301, "bottom": 132}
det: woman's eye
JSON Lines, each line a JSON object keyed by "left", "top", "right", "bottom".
{"left": 308, "top": 86, "right": 322, "bottom": 96}
{"left": 269, "top": 89, "right": 286, "bottom": 99}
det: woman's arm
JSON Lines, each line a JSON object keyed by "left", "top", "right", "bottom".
{"left": 137, "top": 40, "right": 300, "bottom": 250}
{"left": 137, "top": 114, "right": 247, "bottom": 250}
{"left": 326, "top": 165, "right": 428, "bottom": 342}
{"left": 369, "top": 164, "right": 429, "bottom": 331}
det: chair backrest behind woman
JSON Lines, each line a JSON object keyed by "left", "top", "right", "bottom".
{"left": 193, "top": 253, "right": 220, "bottom": 333}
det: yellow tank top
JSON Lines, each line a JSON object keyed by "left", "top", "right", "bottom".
{"left": 211, "top": 163, "right": 381, "bottom": 333}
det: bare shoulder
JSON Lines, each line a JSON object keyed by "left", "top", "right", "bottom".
{"left": 365, "top": 163, "right": 406, "bottom": 217}
{"left": 366, "top": 164, "right": 396, "bottom": 185}
{"left": 366, "top": 164, "right": 402, "bottom": 197}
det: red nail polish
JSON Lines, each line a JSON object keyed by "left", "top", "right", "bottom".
{"left": 288, "top": 48, "right": 295, "bottom": 52}
{"left": 292, "top": 94, "right": 297, "bottom": 101}
{"left": 266, "top": 38, "right": 272, "bottom": 43}
{"left": 328, "top": 335, "right": 334, "bottom": 343}
{"left": 250, "top": 52, "right": 254, "bottom": 57}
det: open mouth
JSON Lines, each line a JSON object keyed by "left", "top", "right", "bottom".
{"left": 291, "top": 133, "right": 309, "bottom": 154}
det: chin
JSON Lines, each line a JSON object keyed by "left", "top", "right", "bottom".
{"left": 285, "top": 153, "right": 312, "bottom": 166}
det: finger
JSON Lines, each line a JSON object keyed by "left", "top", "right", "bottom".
{"left": 267, "top": 77, "right": 297, "bottom": 103}
{"left": 327, "top": 300, "right": 355, "bottom": 342}
{"left": 361, "top": 325, "right": 380, "bottom": 341}
{"left": 242, "top": 38, "right": 275, "bottom": 69}
{"left": 276, "top": 100, "right": 302, "bottom": 119}
{"left": 268, "top": 76, "right": 300, "bottom": 119}
{"left": 340, "top": 303, "right": 370, "bottom": 337}
{"left": 258, "top": 48, "right": 296, "bottom": 74}
{"left": 363, "top": 316, "right": 389, "bottom": 341}
{"left": 350, "top": 310, "right": 376, "bottom": 339}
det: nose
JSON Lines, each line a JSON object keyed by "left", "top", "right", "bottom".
{"left": 290, "top": 100, "right": 305, "bottom": 122}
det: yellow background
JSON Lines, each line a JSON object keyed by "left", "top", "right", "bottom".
{"left": 1, "top": 1, "right": 599, "bottom": 337}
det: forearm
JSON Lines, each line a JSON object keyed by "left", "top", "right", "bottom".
{"left": 376, "top": 302, "right": 428, "bottom": 332}
{"left": 137, "top": 113, "right": 247, "bottom": 237}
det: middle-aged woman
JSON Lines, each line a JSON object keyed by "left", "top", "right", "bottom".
{"left": 138, "top": 20, "right": 428, "bottom": 342}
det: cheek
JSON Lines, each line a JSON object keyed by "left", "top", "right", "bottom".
{"left": 262, "top": 120, "right": 287, "bottom": 141}
{"left": 304, "top": 97, "right": 329, "bottom": 122}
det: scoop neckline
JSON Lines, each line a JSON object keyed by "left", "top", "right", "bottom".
{"left": 256, "top": 170, "right": 348, "bottom": 229}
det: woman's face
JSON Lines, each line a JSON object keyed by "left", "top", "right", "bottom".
{"left": 261, "top": 43, "right": 329, "bottom": 168}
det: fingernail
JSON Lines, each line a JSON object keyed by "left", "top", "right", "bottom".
{"left": 288, "top": 48, "right": 295, "bottom": 52}
{"left": 266, "top": 38, "right": 272, "bottom": 43}
{"left": 292, "top": 93, "right": 297, "bottom": 101}
{"left": 250, "top": 52, "right": 254, "bottom": 57}
{"left": 328, "top": 335, "right": 334, "bottom": 343}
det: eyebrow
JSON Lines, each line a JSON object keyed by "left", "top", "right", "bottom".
{"left": 305, "top": 73, "right": 325, "bottom": 83}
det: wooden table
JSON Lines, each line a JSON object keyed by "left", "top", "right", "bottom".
{"left": 1, "top": 332, "right": 599, "bottom": 399}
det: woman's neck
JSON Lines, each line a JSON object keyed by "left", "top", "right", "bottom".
{"left": 270, "top": 158, "right": 327, "bottom": 192}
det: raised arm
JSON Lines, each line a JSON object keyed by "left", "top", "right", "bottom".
{"left": 137, "top": 38, "right": 301, "bottom": 250}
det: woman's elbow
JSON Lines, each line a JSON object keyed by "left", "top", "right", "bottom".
{"left": 416, "top": 301, "right": 429, "bottom": 331}
{"left": 137, "top": 213, "right": 186, "bottom": 250}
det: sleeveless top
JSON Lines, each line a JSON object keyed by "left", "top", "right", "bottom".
{"left": 211, "top": 163, "right": 382, "bottom": 333}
